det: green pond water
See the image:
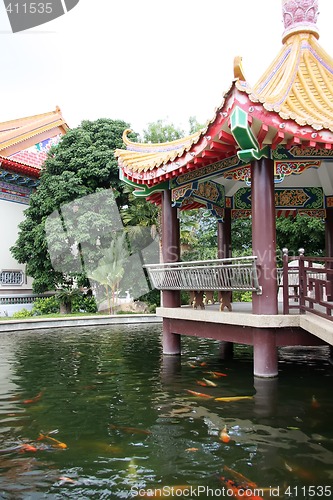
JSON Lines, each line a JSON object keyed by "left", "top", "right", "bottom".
{"left": 0, "top": 324, "right": 332, "bottom": 499}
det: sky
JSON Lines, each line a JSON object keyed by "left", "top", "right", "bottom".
{"left": 1, "top": 0, "right": 333, "bottom": 137}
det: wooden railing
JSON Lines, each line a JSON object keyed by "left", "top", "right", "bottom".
{"left": 281, "top": 249, "right": 333, "bottom": 320}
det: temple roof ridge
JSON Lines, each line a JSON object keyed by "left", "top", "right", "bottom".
{"left": 0, "top": 107, "right": 69, "bottom": 159}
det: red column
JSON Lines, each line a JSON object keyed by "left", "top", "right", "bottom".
{"left": 161, "top": 190, "right": 181, "bottom": 354}
{"left": 325, "top": 208, "right": 333, "bottom": 257}
{"left": 325, "top": 208, "right": 333, "bottom": 301}
{"left": 217, "top": 208, "right": 231, "bottom": 259}
{"left": 251, "top": 158, "right": 278, "bottom": 314}
{"left": 251, "top": 158, "right": 278, "bottom": 377}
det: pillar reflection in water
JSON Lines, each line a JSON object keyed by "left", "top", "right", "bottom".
{"left": 254, "top": 376, "right": 279, "bottom": 418}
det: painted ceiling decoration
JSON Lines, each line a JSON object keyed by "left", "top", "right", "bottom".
{"left": 115, "top": 0, "right": 333, "bottom": 219}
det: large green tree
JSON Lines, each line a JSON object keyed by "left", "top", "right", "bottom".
{"left": 11, "top": 118, "right": 133, "bottom": 293}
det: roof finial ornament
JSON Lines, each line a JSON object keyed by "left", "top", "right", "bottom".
{"left": 233, "top": 56, "right": 246, "bottom": 81}
{"left": 282, "top": 0, "right": 319, "bottom": 44}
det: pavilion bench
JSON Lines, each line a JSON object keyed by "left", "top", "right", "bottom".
{"left": 144, "top": 256, "right": 262, "bottom": 311}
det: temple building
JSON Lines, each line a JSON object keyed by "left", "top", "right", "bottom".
{"left": 116, "top": 0, "right": 333, "bottom": 377}
{"left": 0, "top": 107, "right": 68, "bottom": 315}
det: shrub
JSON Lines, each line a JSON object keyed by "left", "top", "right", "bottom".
{"left": 32, "top": 296, "right": 60, "bottom": 315}
{"left": 12, "top": 308, "right": 33, "bottom": 318}
{"left": 71, "top": 295, "right": 98, "bottom": 313}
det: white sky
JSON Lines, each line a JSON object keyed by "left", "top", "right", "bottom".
{"left": 1, "top": 0, "right": 333, "bottom": 136}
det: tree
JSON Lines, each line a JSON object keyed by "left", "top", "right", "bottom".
{"left": 11, "top": 118, "right": 134, "bottom": 294}
{"left": 88, "top": 233, "right": 128, "bottom": 314}
{"left": 141, "top": 119, "right": 185, "bottom": 143}
{"left": 276, "top": 214, "right": 325, "bottom": 263}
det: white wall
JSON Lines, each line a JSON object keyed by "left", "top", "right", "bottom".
{"left": 0, "top": 199, "right": 33, "bottom": 292}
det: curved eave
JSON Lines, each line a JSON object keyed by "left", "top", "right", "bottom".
{"left": 0, "top": 156, "right": 41, "bottom": 178}
{"left": 240, "top": 33, "right": 333, "bottom": 132}
{"left": 115, "top": 82, "right": 240, "bottom": 184}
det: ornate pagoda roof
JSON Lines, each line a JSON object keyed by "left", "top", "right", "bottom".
{"left": 0, "top": 107, "right": 68, "bottom": 170}
{"left": 115, "top": 0, "right": 333, "bottom": 186}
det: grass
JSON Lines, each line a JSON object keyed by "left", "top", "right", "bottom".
{"left": 0, "top": 310, "right": 152, "bottom": 321}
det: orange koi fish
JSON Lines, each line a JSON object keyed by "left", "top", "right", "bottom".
{"left": 206, "top": 371, "right": 228, "bottom": 378}
{"left": 185, "top": 389, "right": 213, "bottom": 398}
{"left": 109, "top": 424, "right": 151, "bottom": 435}
{"left": 23, "top": 390, "right": 44, "bottom": 404}
{"left": 37, "top": 433, "right": 67, "bottom": 449}
{"left": 219, "top": 425, "right": 231, "bottom": 443}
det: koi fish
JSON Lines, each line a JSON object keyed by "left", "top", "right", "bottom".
{"left": 19, "top": 444, "right": 38, "bottom": 453}
{"left": 284, "top": 461, "right": 316, "bottom": 481}
{"left": 109, "top": 424, "right": 151, "bottom": 435}
{"left": 220, "top": 478, "right": 264, "bottom": 500}
{"left": 187, "top": 362, "right": 197, "bottom": 368}
{"left": 202, "top": 378, "right": 217, "bottom": 387}
{"left": 23, "top": 390, "right": 44, "bottom": 404}
{"left": 215, "top": 396, "right": 253, "bottom": 402}
{"left": 206, "top": 371, "right": 228, "bottom": 378}
{"left": 37, "top": 433, "right": 67, "bottom": 449}
{"left": 185, "top": 390, "right": 213, "bottom": 398}
{"left": 196, "top": 380, "right": 208, "bottom": 387}
{"left": 185, "top": 447, "right": 199, "bottom": 452}
{"left": 59, "top": 476, "right": 77, "bottom": 484}
{"left": 311, "top": 395, "right": 320, "bottom": 408}
{"left": 219, "top": 425, "right": 231, "bottom": 443}
{"left": 223, "top": 466, "right": 257, "bottom": 489}
{"left": 0, "top": 443, "right": 37, "bottom": 454}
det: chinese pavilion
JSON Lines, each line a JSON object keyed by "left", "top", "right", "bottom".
{"left": 0, "top": 107, "right": 68, "bottom": 313}
{"left": 115, "top": 0, "right": 333, "bottom": 377}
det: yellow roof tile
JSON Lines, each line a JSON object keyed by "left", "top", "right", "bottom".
{"left": 240, "top": 32, "right": 333, "bottom": 131}
{"left": 115, "top": 127, "right": 206, "bottom": 173}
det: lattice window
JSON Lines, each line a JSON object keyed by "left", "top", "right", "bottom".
{"left": 0, "top": 270, "right": 24, "bottom": 285}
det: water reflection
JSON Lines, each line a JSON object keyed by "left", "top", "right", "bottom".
{"left": 0, "top": 326, "right": 332, "bottom": 498}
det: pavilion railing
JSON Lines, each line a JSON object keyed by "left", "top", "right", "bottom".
{"left": 281, "top": 249, "right": 333, "bottom": 321}
{"left": 144, "top": 256, "right": 262, "bottom": 294}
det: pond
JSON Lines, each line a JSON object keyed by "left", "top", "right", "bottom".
{"left": 0, "top": 324, "right": 332, "bottom": 499}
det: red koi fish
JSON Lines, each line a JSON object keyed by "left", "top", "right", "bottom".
{"left": 219, "top": 478, "right": 264, "bottom": 500}
{"left": 223, "top": 466, "right": 257, "bottom": 489}
{"left": 185, "top": 390, "right": 213, "bottom": 398}
{"left": 23, "top": 390, "right": 44, "bottom": 404}
{"left": 19, "top": 444, "right": 38, "bottom": 453}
